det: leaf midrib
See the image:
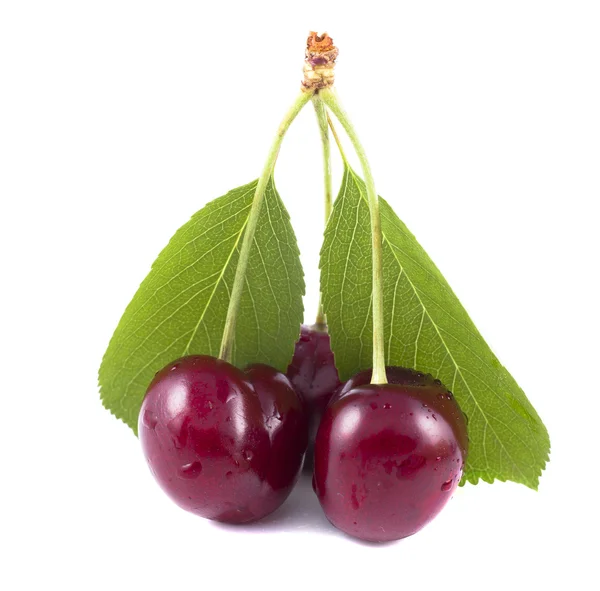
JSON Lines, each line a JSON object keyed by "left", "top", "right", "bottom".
{"left": 183, "top": 216, "right": 250, "bottom": 355}
{"left": 114, "top": 196, "right": 255, "bottom": 339}
{"left": 119, "top": 215, "right": 250, "bottom": 397}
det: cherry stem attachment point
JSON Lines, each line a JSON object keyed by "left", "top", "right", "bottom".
{"left": 219, "top": 91, "right": 313, "bottom": 363}
{"left": 319, "top": 88, "right": 388, "bottom": 385}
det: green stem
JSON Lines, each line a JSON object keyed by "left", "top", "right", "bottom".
{"left": 312, "top": 96, "right": 333, "bottom": 229}
{"left": 312, "top": 94, "right": 332, "bottom": 330}
{"left": 326, "top": 111, "right": 349, "bottom": 164}
{"left": 320, "top": 88, "right": 388, "bottom": 385}
{"left": 219, "top": 91, "right": 313, "bottom": 363}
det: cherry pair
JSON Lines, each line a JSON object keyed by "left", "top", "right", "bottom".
{"left": 139, "top": 325, "right": 468, "bottom": 542}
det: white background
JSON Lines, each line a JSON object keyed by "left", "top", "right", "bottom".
{"left": 1, "top": 1, "right": 599, "bottom": 590}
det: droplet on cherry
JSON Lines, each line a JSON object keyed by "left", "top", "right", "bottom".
{"left": 313, "top": 366, "right": 468, "bottom": 542}
{"left": 139, "top": 355, "right": 308, "bottom": 524}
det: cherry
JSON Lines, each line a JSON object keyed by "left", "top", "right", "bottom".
{"left": 139, "top": 355, "right": 308, "bottom": 524}
{"left": 313, "top": 367, "right": 468, "bottom": 542}
{"left": 286, "top": 324, "right": 340, "bottom": 445}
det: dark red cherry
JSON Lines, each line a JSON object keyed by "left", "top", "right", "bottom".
{"left": 313, "top": 367, "right": 468, "bottom": 542}
{"left": 139, "top": 355, "right": 308, "bottom": 524}
{"left": 286, "top": 324, "right": 340, "bottom": 444}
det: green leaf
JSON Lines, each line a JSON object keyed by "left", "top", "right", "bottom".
{"left": 320, "top": 166, "right": 550, "bottom": 489}
{"left": 99, "top": 178, "right": 304, "bottom": 433}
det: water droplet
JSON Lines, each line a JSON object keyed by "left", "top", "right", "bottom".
{"left": 170, "top": 415, "right": 191, "bottom": 450}
{"left": 243, "top": 450, "right": 254, "bottom": 462}
{"left": 207, "top": 401, "right": 213, "bottom": 410}
{"left": 383, "top": 403, "right": 392, "bottom": 410}
{"left": 422, "top": 403, "right": 428, "bottom": 408}
{"left": 441, "top": 479, "right": 453, "bottom": 492}
{"left": 142, "top": 410, "right": 157, "bottom": 430}
{"left": 434, "top": 379, "right": 442, "bottom": 386}
{"left": 370, "top": 402, "right": 378, "bottom": 410}
{"left": 432, "top": 413, "right": 438, "bottom": 421}
{"left": 436, "top": 456, "right": 441, "bottom": 461}
{"left": 170, "top": 363, "right": 180, "bottom": 372}
{"left": 225, "top": 471, "right": 233, "bottom": 479}
{"left": 409, "top": 412, "right": 414, "bottom": 416}
{"left": 180, "top": 461, "right": 203, "bottom": 479}
{"left": 300, "top": 333, "right": 311, "bottom": 342}
{"left": 225, "top": 416, "right": 231, "bottom": 422}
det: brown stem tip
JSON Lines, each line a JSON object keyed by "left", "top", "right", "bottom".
{"left": 302, "top": 32, "right": 339, "bottom": 92}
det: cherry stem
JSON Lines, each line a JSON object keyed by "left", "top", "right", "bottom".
{"left": 326, "top": 111, "right": 349, "bottom": 164}
{"left": 312, "top": 94, "right": 332, "bottom": 330}
{"left": 319, "top": 88, "right": 388, "bottom": 385}
{"left": 219, "top": 91, "right": 313, "bottom": 363}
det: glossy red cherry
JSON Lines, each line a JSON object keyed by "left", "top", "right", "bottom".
{"left": 139, "top": 355, "right": 308, "bottom": 524}
{"left": 286, "top": 324, "right": 340, "bottom": 444}
{"left": 313, "top": 367, "right": 468, "bottom": 542}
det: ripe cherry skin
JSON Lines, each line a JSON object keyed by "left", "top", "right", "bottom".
{"left": 313, "top": 367, "right": 468, "bottom": 542}
{"left": 139, "top": 355, "right": 308, "bottom": 524}
{"left": 286, "top": 324, "right": 340, "bottom": 444}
